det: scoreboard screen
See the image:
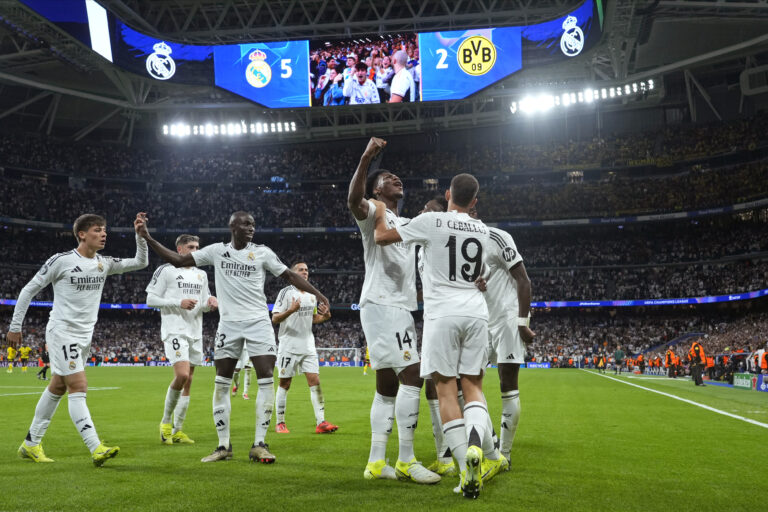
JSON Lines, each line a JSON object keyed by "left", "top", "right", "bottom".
{"left": 19, "top": 0, "right": 603, "bottom": 108}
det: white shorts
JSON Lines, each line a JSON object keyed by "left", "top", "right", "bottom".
{"left": 214, "top": 318, "right": 276, "bottom": 361}
{"left": 487, "top": 315, "right": 526, "bottom": 365}
{"left": 421, "top": 316, "right": 488, "bottom": 379}
{"left": 235, "top": 347, "right": 253, "bottom": 370}
{"left": 46, "top": 321, "right": 93, "bottom": 376}
{"left": 276, "top": 349, "right": 319, "bottom": 378}
{"left": 360, "top": 303, "right": 419, "bottom": 373}
{"left": 163, "top": 335, "right": 203, "bottom": 366}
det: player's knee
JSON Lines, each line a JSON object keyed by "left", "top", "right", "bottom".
{"left": 279, "top": 379, "right": 292, "bottom": 390}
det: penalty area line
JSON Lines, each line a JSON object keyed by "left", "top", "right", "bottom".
{"left": 0, "top": 386, "right": 120, "bottom": 398}
{"left": 581, "top": 370, "right": 768, "bottom": 430}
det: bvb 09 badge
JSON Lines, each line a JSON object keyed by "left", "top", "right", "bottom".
{"left": 246, "top": 49, "right": 272, "bottom": 88}
{"left": 146, "top": 41, "right": 176, "bottom": 80}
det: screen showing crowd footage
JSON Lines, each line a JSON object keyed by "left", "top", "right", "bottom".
{"left": 310, "top": 33, "right": 420, "bottom": 106}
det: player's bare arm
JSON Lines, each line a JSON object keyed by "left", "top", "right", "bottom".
{"left": 313, "top": 303, "right": 331, "bottom": 324}
{"left": 272, "top": 297, "right": 301, "bottom": 324}
{"left": 137, "top": 215, "right": 196, "bottom": 268}
{"left": 372, "top": 199, "right": 402, "bottom": 246}
{"left": 279, "top": 269, "right": 330, "bottom": 312}
{"left": 348, "top": 137, "right": 387, "bottom": 220}
{"left": 510, "top": 262, "right": 535, "bottom": 344}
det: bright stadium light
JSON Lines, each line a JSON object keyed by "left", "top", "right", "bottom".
{"left": 162, "top": 124, "right": 168, "bottom": 135}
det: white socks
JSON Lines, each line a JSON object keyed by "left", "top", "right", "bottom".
{"left": 173, "top": 395, "right": 190, "bottom": 434}
{"left": 309, "top": 385, "right": 325, "bottom": 425}
{"left": 162, "top": 386, "right": 182, "bottom": 424}
{"left": 25, "top": 389, "right": 63, "bottom": 446}
{"left": 428, "top": 398, "right": 451, "bottom": 462}
{"left": 212, "top": 376, "right": 232, "bottom": 448}
{"left": 443, "top": 418, "right": 468, "bottom": 472}
{"left": 243, "top": 369, "right": 251, "bottom": 395}
{"left": 254, "top": 378, "right": 274, "bottom": 445}
{"left": 368, "top": 393, "right": 395, "bottom": 462}
{"left": 463, "top": 401, "right": 493, "bottom": 456}
{"left": 500, "top": 390, "right": 520, "bottom": 456}
{"left": 68, "top": 392, "right": 101, "bottom": 453}
{"left": 275, "top": 386, "right": 287, "bottom": 424}
{"left": 395, "top": 385, "right": 420, "bottom": 462}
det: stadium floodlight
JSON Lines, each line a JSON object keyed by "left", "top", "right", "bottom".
{"left": 509, "top": 101, "right": 518, "bottom": 113}
{"left": 256, "top": 123, "right": 263, "bottom": 134}
{"left": 162, "top": 124, "right": 168, "bottom": 135}
{"left": 270, "top": 123, "right": 276, "bottom": 132}
{"left": 290, "top": 122, "right": 296, "bottom": 131}
{"left": 648, "top": 79, "right": 655, "bottom": 90}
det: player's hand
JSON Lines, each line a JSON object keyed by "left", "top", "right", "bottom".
{"left": 134, "top": 212, "right": 149, "bottom": 238}
{"left": 180, "top": 299, "right": 198, "bottom": 310}
{"left": 316, "top": 293, "right": 330, "bottom": 312}
{"left": 6, "top": 331, "right": 22, "bottom": 348}
{"left": 207, "top": 296, "right": 218, "bottom": 310}
{"left": 519, "top": 326, "right": 535, "bottom": 345}
{"left": 363, "top": 137, "right": 386, "bottom": 159}
{"left": 474, "top": 276, "right": 487, "bottom": 292}
{"left": 317, "top": 302, "right": 329, "bottom": 316}
{"left": 289, "top": 297, "right": 301, "bottom": 312}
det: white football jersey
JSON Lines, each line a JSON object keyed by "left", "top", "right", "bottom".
{"left": 145, "top": 264, "right": 211, "bottom": 340}
{"left": 10, "top": 236, "right": 148, "bottom": 335}
{"left": 273, "top": 286, "right": 316, "bottom": 355}
{"left": 484, "top": 227, "right": 524, "bottom": 323}
{"left": 396, "top": 211, "right": 489, "bottom": 320}
{"left": 356, "top": 199, "right": 417, "bottom": 311}
{"left": 192, "top": 242, "right": 287, "bottom": 321}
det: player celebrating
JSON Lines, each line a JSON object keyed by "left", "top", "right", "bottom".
{"left": 9, "top": 213, "right": 148, "bottom": 465}
{"left": 348, "top": 137, "right": 440, "bottom": 484}
{"left": 137, "top": 211, "right": 329, "bottom": 464}
{"left": 373, "top": 174, "right": 499, "bottom": 499}
{"left": 469, "top": 207, "right": 535, "bottom": 476}
{"left": 146, "top": 234, "right": 218, "bottom": 446}
{"left": 272, "top": 261, "right": 337, "bottom": 434}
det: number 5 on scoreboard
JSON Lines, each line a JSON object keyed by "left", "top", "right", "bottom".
{"left": 281, "top": 59, "right": 292, "bottom": 78}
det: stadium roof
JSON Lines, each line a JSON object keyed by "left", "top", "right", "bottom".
{"left": 0, "top": 0, "right": 767, "bottom": 144}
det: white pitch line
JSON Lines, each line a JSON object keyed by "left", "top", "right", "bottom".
{"left": 582, "top": 370, "right": 768, "bottom": 429}
{"left": 0, "top": 386, "right": 120, "bottom": 398}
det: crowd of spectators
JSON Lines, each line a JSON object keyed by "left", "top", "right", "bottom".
{"left": 1, "top": 114, "right": 766, "bottom": 182}
{"left": 2, "top": 160, "right": 767, "bottom": 227}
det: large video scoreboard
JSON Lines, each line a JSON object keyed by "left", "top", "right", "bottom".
{"left": 20, "top": 0, "right": 604, "bottom": 108}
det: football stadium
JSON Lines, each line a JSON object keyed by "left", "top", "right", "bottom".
{"left": 0, "top": 0, "right": 767, "bottom": 510}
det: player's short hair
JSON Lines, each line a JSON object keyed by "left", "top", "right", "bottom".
{"left": 175, "top": 234, "right": 199, "bottom": 247}
{"left": 355, "top": 61, "right": 368, "bottom": 71}
{"left": 450, "top": 173, "right": 479, "bottom": 207}
{"left": 393, "top": 50, "right": 408, "bottom": 66}
{"left": 365, "top": 168, "right": 389, "bottom": 198}
{"left": 431, "top": 195, "right": 448, "bottom": 211}
{"left": 292, "top": 261, "right": 308, "bottom": 270}
{"left": 72, "top": 214, "right": 106, "bottom": 243}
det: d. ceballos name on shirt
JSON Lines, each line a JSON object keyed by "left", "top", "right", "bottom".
{"left": 221, "top": 260, "right": 260, "bottom": 278}
{"left": 438, "top": 218, "right": 487, "bottom": 234}
{"left": 69, "top": 275, "right": 106, "bottom": 291}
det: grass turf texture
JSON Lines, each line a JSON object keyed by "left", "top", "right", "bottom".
{"left": 1, "top": 367, "right": 766, "bottom": 511}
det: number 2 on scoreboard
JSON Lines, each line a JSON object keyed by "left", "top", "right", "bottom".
{"left": 436, "top": 49, "right": 449, "bottom": 69}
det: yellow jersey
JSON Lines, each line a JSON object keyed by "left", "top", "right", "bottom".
{"left": 7, "top": 346, "right": 17, "bottom": 360}
{"left": 19, "top": 346, "right": 32, "bottom": 359}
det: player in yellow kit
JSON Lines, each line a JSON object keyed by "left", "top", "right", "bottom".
{"left": 19, "top": 345, "right": 33, "bottom": 373}
{"left": 363, "top": 347, "right": 370, "bottom": 375}
{"left": 7, "top": 345, "right": 17, "bottom": 373}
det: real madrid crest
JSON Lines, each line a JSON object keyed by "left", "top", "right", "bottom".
{"left": 146, "top": 41, "right": 177, "bottom": 80}
{"left": 175, "top": 351, "right": 181, "bottom": 358}
{"left": 97, "top": 261, "right": 104, "bottom": 272}
{"left": 246, "top": 49, "right": 272, "bottom": 88}
{"left": 403, "top": 351, "right": 411, "bottom": 362}
{"left": 248, "top": 252, "right": 255, "bottom": 261}
{"left": 560, "top": 16, "right": 584, "bottom": 57}
{"left": 69, "top": 361, "right": 76, "bottom": 370}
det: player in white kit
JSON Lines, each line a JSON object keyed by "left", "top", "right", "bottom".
{"left": 146, "top": 234, "right": 218, "bottom": 445}
{"left": 272, "top": 262, "right": 338, "bottom": 434}
{"left": 373, "top": 174, "right": 499, "bottom": 499}
{"left": 9, "top": 213, "right": 148, "bottom": 466}
{"left": 137, "top": 211, "right": 329, "bottom": 464}
{"left": 348, "top": 137, "right": 440, "bottom": 485}
{"left": 470, "top": 208, "right": 535, "bottom": 472}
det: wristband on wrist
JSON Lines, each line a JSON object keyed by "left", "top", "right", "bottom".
{"left": 516, "top": 316, "right": 530, "bottom": 328}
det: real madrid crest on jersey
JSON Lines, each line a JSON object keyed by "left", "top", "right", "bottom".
{"left": 560, "top": 16, "right": 584, "bottom": 57}
{"left": 97, "top": 261, "right": 104, "bottom": 272}
{"left": 146, "top": 41, "right": 176, "bottom": 80}
{"left": 248, "top": 252, "right": 255, "bottom": 261}
{"left": 246, "top": 49, "right": 271, "bottom": 88}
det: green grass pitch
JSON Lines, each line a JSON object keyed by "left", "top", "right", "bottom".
{"left": 1, "top": 367, "right": 766, "bottom": 511}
